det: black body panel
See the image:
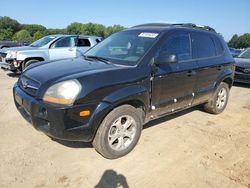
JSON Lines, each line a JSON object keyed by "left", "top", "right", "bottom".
{"left": 13, "top": 24, "right": 235, "bottom": 141}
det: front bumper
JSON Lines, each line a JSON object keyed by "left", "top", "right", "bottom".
{"left": 234, "top": 72, "right": 250, "bottom": 84}
{"left": 13, "top": 84, "right": 113, "bottom": 142}
{"left": 0, "top": 59, "right": 19, "bottom": 72}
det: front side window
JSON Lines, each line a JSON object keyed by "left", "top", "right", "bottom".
{"left": 51, "top": 37, "right": 76, "bottom": 48}
{"left": 192, "top": 33, "right": 216, "bottom": 58}
{"left": 85, "top": 31, "right": 159, "bottom": 65}
{"left": 159, "top": 33, "right": 192, "bottom": 61}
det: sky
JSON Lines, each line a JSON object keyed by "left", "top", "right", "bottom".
{"left": 0, "top": 0, "right": 249, "bottom": 41}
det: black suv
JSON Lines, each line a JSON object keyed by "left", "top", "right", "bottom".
{"left": 13, "top": 23, "right": 235, "bottom": 159}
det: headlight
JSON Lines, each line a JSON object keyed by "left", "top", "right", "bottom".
{"left": 43, "top": 80, "right": 82, "bottom": 105}
{"left": 7, "top": 51, "right": 18, "bottom": 59}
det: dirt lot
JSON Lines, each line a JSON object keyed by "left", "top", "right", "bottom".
{"left": 0, "top": 70, "right": 249, "bottom": 188}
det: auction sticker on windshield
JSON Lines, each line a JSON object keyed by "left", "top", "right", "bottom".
{"left": 138, "top": 32, "right": 159, "bottom": 38}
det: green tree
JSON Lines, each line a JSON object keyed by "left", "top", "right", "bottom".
{"left": 13, "top": 30, "right": 32, "bottom": 42}
{"left": 228, "top": 34, "right": 239, "bottom": 48}
{"left": 66, "top": 22, "right": 84, "bottom": 34}
{"left": 104, "top": 25, "right": 125, "bottom": 37}
{"left": 21, "top": 24, "right": 46, "bottom": 36}
{"left": 237, "top": 34, "right": 250, "bottom": 48}
{"left": 0, "top": 29, "right": 13, "bottom": 40}
{"left": 0, "top": 16, "right": 21, "bottom": 33}
{"left": 45, "top": 28, "right": 67, "bottom": 35}
{"left": 33, "top": 31, "right": 44, "bottom": 41}
{"left": 228, "top": 34, "right": 250, "bottom": 48}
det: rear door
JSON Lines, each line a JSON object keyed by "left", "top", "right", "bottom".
{"left": 151, "top": 31, "right": 198, "bottom": 115}
{"left": 49, "top": 36, "right": 77, "bottom": 60}
{"left": 191, "top": 31, "right": 223, "bottom": 104}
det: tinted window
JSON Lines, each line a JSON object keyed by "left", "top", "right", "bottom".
{"left": 214, "top": 37, "right": 224, "bottom": 55}
{"left": 51, "top": 37, "right": 76, "bottom": 48}
{"left": 192, "top": 33, "right": 216, "bottom": 58}
{"left": 77, "top": 39, "right": 91, "bottom": 47}
{"left": 85, "top": 31, "right": 158, "bottom": 65}
{"left": 160, "top": 33, "right": 191, "bottom": 61}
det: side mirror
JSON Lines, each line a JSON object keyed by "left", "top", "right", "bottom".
{"left": 155, "top": 54, "right": 178, "bottom": 65}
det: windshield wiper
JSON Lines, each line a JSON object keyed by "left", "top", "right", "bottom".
{"left": 84, "top": 55, "right": 111, "bottom": 64}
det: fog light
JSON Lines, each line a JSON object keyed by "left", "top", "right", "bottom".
{"left": 80, "top": 110, "right": 90, "bottom": 117}
{"left": 13, "top": 61, "right": 18, "bottom": 67}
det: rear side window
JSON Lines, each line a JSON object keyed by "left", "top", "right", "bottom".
{"left": 192, "top": 33, "right": 216, "bottom": 58}
{"left": 160, "top": 33, "right": 192, "bottom": 61}
{"left": 213, "top": 37, "right": 224, "bottom": 55}
{"left": 77, "top": 39, "right": 91, "bottom": 47}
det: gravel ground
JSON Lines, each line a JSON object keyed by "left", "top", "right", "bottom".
{"left": 0, "top": 70, "right": 249, "bottom": 188}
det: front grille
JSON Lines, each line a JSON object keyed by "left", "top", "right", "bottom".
{"left": 235, "top": 73, "right": 250, "bottom": 81}
{"left": 18, "top": 75, "right": 41, "bottom": 96}
{"left": 235, "top": 66, "right": 250, "bottom": 74}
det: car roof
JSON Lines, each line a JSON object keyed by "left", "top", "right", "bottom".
{"left": 127, "top": 23, "right": 217, "bottom": 34}
{"left": 47, "top": 34, "right": 101, "bottom": 39}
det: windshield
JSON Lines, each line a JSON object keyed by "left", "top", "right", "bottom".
{"left": 238, "top": 48, "right": 250, "bottom": 59}
{"left": 85, "top": 31, "right": 159, "bottom": 65}
{"left": 30, "top": 36, "right": 57, "bottom": 47}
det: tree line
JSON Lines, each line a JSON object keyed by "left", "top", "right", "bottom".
{"left": 0, "top": 16, "right": 125, "bottom": 42}
{"left": 228, "top": 34, "right": 250, "bottom": 49}
{"left": 1, "top": 16, "right": 250, "bottom": 48}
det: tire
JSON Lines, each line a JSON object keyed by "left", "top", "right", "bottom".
{"left": 22, "top": 59, "right": 39, "bottom": 70}
{"left": 93, "top": 105, "right": 143, "bottom": 159}
{"left": 204, "top": 82, "right": 230, "bottom": 114}
{"left": 0, "top": 46, "right": 9, "bottom": 49}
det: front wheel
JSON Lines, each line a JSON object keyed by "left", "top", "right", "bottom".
{"left": 204, "top": 82, "right": 230, "bottom": 114}
{"left": 22, "top": 59, "right": 40, "bottom": 70}
{"left": 93, "top": 105, "right": 143, "bottom": 159}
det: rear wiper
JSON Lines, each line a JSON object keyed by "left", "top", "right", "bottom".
{"left": 84, "top": 55, "right": 111, "bottom": 64}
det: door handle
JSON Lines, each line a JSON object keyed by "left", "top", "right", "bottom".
{"left": 186, "top": 70, "right": 196, "bottom": 77}
{"left": 68, "top": 48, "right": 73, "bottom": 51}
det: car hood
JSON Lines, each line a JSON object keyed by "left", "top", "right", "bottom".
{"left": 22, "top": 57, "right": 124, "bottom": 84}
{"left": 234, "top": 58, "right": 250, "bottom": 68}
{"left": 0, "top": 46, "right": 38, "bottom": 53}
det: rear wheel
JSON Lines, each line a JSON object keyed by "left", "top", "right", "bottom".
{"left": 204, "top": 82, "right": 229, "bottom": 114}
{"left": 93, "top": 105, "right": 143, "bottom": 159}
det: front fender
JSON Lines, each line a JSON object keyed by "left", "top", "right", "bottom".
{"left": 102, "top": 85, "right": 150, "bottom": 110}
{"left": 17, "top": 50, "right": 49, "bottom": 61}
{"left": 87, "top": 85, "right": 150, "bottom": 141}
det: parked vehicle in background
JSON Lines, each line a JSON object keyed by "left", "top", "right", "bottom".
{"left": 234, "top": 48, "right": 250, "bottom": 83}
{"left": 229, "top": 47, "right": 242, "bottom": 57}
{"left": 0, "top": 35, "right": 102, "bottom": 73}
{"left": 0, "top": 41, "right": 29, "bottom": 49}
{"left": 13, "top": 23, "right": 234, "bottom": 159}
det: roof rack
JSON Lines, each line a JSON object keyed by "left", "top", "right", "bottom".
{"left": 132, "top": 23, "right": 216, "bottom": 33}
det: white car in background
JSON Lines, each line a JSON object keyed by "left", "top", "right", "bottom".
{"left": 0, "top": 35, "right": 102, "bottom": 73}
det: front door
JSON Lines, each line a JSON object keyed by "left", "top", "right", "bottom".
{"left": 151, "top": 32, "right": 197, "bottom": 116}
{"left": 49, "top": 36, "right": 77, "bottom": 60}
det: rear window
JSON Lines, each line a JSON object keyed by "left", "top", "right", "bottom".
{"left": 77, "top": 39, "right": 91, "bottom": 47}
{"left": 213, "top": 37, "right": 224, "bottom": 55}
{"left": 192, "top": 33, "right": 216, "bottom": 58}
